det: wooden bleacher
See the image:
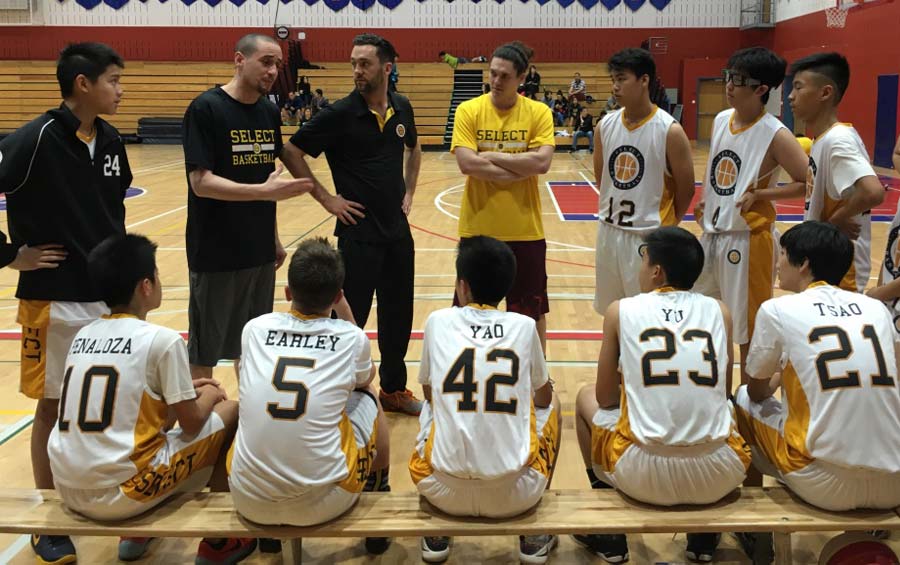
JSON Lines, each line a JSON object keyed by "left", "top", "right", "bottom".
{"left": 0, "top": 487, "right": 898, "bottom": 564}
{"left": 0, "top": 61, "right": 615, "bottom": 149}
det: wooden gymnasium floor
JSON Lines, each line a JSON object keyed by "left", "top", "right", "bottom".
{"left": 0, "top": 144, "right": 898, "bottom": 564}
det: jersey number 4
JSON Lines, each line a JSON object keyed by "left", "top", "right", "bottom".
{"left": 443, "top": 349, "right": 519, "bottom": 414}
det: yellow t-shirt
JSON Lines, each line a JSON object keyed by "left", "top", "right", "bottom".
{"left": 451, "top": 94, "right": 555, "bottom": 241}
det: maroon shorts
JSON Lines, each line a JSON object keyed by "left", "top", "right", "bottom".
{"left": 453, "top": 238, "right": 549, "bottom": 321}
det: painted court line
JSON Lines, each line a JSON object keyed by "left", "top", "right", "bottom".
{"left": 0, "top": 416, "right": 34, "bottom": 447}
{"left": 0, "top": 534, "right": 29, "bottom": 564}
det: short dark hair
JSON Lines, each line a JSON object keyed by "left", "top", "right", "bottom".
{"left": 235, "top": 33, "right": 279, "bottom": 57}
{"left": 288, "top": 238, "right": 345, "bottom": 314}
{"left": 56, "top": 43, "right": 124, "bottom": 99}
{"left": 608, "top": 48, "right": 656, "bottom": 86}
{"left": 456, "top": 236, "right": 517, "bottom": 306}
{"left": 88, "top": 234, "right": 157, "bottom": 308}
{"left": 352, "top": 33, "right": 397, "bottom": 65}
{"left": 492, "top": 41, "right": 534, "bottom": 76}
{"left": 779, "top": 221, "right": 853, "bottom": 285}
{"left": 790, "top": 52, "right": 850, "bottom": 104}
{"left": 643, "top": 227, "right": 704, "bottom": 289}
{"left": 438, "top": 51, "right": 447, "bottom": 57}
{"left": 728, "top": 46, "right": 787, "bottom": 104}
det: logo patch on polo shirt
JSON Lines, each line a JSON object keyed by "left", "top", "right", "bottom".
{"left": 396, "top": 124, "right": 406, "bottom": 138}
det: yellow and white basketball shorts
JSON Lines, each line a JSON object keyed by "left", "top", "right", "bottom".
{"left": 841, "top": 235, "right": 872, "bottom": 293}
{"left": 55, "top": 412, "right": 226, "bottom": 521}
{"left": 231, "top": 390, "right": 379, "bottom": 526}
{"left": 694, "top": 229, "right": 775, "bottom": 345}
{"left": 734, "top": 386, "right": 900, "bottom": 511}
{"left": 591, "top": 407, "right": 750, "bottom": 506}
{"left": 18, "top": 300, "right": 108, "bottom": 399}
{"left": 594, "top": 223, "right": 645, "bottom": 314}
{"left": 409, "top": 402, "right": 560, "bottom": 518}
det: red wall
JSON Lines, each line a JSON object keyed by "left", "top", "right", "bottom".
{"left": 0, "top": 26, "right": 741, "bottom": 89}
{"left": 680, "top": 56, "right": 728, "bottom": 140}
{"left": 770, "top": 1, "right": 900, "bottom": 158}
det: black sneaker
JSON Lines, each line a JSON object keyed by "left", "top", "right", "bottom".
{"left": 258, "top": 538, "right": 282, "bottom": 553}
{"left": 571, "top": 534, "right": 629, "bottom": 563}
{"left": 31, "top": 534, "right": 76, "bottom": 565}
{"left": 365, "top": 537, "right": 391, "bottom": 555}
{"left": 733, "top": 532, "right": 774, "bottom": 565}
{"left": 421, "top": 536, "right": 451, "bottom": 563}
{"left": 685, "top": 533, "right": 721, "bottom": 563}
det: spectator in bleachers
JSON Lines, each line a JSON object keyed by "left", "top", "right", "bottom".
{"left": 389, "top": 54, "right": 399, "bottom": 92}
{"left": 570, "top": 107, "right": 594, "bottom": 153}
{"left": 438, "top": 51, "right": 488, "bottom": 69}
{"left": 297, "top": 75, "right": 311, "bottom": 105}
{"left": 552, "top": 91, "right": 568, "bottom": 126}
{"left": 483, "top": 83, "right": 491, "bottom": 94}
{"left": 298, "top": 106, "right": 313, "bottom": 127}
{"left": 524, "top": 65, "right": 541, "bottom": 99}
{"left": 568, "top": 72, "right": 586, "bottom": 103}
{"left": 605, "top": 93, "right": 619, "bottom": 113}
{"left": 312, "top": 88, "right": 329, "bottom": 111}
{"left": 541, "top": 89, "right": 553, "bottom": 108}
{"left": 281, "top": 91, "right": 303, "bottom": 125}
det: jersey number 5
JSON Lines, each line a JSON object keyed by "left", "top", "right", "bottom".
{"left": 443, "top": 349, "right": 519, "bottom": 414}
{"left": 267, "top": 357, "right": 315, "bottom": 420}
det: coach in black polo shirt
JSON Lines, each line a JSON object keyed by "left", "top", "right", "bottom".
{"left": 283, "top": 33, "right": 423, "bottom": 416}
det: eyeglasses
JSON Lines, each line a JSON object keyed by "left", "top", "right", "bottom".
{"left": 723, "top": 69, "right": 762, "bottom": 88}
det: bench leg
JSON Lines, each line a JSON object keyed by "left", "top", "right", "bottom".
{"left": 281, "top": 538, "right": 302, "bottom": 565}
{"left": 773, "top": 532, "right": 791, "bottom": 565}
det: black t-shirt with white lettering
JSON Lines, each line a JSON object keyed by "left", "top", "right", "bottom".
{"left": 183, "top": 87, "right": 282, "bottom": 272}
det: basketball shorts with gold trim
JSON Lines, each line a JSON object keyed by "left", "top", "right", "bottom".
{"left": 230, "top": 390, "right": 379, "bottom": 526}
{"left": 694, "top": 229, "right": 775, "bottom": 345}
{"left": 734, "top": 385, "right": 900, "bottom": 511}
{"left": 18, "top": 300, "right": 108, "bottom": 400}
{"left": 55, "top": 411, "right": 226, "bottom": 521}
{"left": 591, "top": 407, "right": 749, "bottom": 506}
{"left": 409, "top": 403, "right": 560, "bottom": 518}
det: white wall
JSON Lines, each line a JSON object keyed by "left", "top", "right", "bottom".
{"left": 775, "top": 0, "right": 838, "bottom": 22}
{"left": 37, "top": 0, "right": 740, "bottom": 28}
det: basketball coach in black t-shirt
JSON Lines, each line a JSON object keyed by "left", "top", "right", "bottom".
{"left": 182, "top": 33, "right": 315, "bottom": 383}
{"left": 282, "top": 33, "right": 423, "bottom": 416}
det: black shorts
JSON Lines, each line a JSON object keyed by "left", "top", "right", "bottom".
{"left": 187, "top": 263, "right": 275, "bottom": 366}
{"left": 454, "top": 238, "right": 549, "bottom": 321}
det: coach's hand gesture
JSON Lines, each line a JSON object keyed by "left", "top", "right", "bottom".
{"left": 9, "top": 243, "right": 67, "bottom": 271}
{"left": 324, "top": 194, "right": 366, "bottom": 225}
{"left": 260, "top": 164, "right": 314, "bottom": 201}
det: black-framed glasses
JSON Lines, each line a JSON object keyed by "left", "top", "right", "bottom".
{"left": 723, "top": 69, "right": 762, "bottom": 88}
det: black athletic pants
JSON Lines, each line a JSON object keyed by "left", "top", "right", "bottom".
{"left": 338, "top": 235, "right": 414, "bottom": 394}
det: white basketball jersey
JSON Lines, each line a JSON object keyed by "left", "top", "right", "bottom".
{"left": 880, "top": 210, "right": 900, "bottom": 333}
{"left": 617, "top": 289, "right": 733, "bottom": 446}
{"left": 418, "top": 305, "right": 549, "bottom": 480}
{"left": 48, "top": 315, "right": 197, "bottom": 489}
{"left": 598, "top": 106, "right": 677, "bottom": 232}
{"left": 230, "top": 312, "right": 372, "bottom": 501}
{"left": 747, "top": 283, "right": 900, "bottom": 472}
{"left": 805, "top": 124, "right": 876, "bottom": 278}
{"left": 701, "top": 109, "right": 784, "bottom": 233}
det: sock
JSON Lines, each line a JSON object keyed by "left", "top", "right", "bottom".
{"left": 364, "top": 466, "right": 391, "bottom": 492}
{"left": 586, "top": 467, "right": 612, "bottom": 489}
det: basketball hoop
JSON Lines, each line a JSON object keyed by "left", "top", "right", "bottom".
{"left": 825, "top": 4, "right": 850, "bottom": 27}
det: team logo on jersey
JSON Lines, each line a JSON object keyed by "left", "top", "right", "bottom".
{"left": 805, "top": 156, "right": 817, "bottom": 211}
{"left": 893, "top": 313, "right": 900, "bottom": 335}
{"left": 727, "top": 249, "right": 742, "bottom": 264}
{"left": 710, "top": 150, "right": 741, "bottom": 196}
{"left": 253, "top": 142, "right": 262, "bottom": 154}
{"left": 396, "top": 124, "right": 406, "bottom": 138}
{"left": 608, "top": 145, "right": 644, "bottom": 190}
{"left": 637, "top": 243, "right": 648, "bottom": 257}
{"left": 885, "top": 225, "right": 900, "bottom": 277}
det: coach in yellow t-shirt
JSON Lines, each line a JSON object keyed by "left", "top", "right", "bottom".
{"left": 451, "top": 41, "right": 556, "bottom": 349}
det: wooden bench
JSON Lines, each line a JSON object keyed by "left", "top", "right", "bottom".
{"left": 0, "top": 487, "right": 897, "bottom": 564}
